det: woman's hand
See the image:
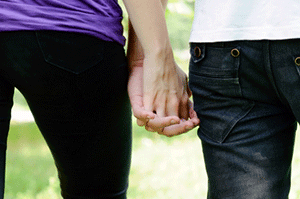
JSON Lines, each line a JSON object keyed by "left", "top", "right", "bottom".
{"left": 143, "top": 52, "right": 191, "bottom": 119}
{"left": 128, "top": 61, "right": 181, "bottom": 128}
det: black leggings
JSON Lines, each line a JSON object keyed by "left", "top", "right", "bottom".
{"left": 0, "top": 31, "right": 132, "bottom": 198}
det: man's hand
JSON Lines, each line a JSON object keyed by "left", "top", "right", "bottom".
{"left": 143, "top": 99, "right": 200, "bottom": 137}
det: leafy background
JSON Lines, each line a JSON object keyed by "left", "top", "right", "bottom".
{"left": 5, "top": 0, "right": 300, "bottom": 198}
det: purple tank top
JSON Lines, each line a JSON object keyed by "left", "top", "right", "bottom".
{"left": 0, "top": 0, "right": 126, "bottom": 45}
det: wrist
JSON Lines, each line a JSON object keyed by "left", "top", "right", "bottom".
{"left": 144, "top": 45, "right": 175, "bottom": 67}
{"left": 129, "top": 59, "right": 144, "bottom": 70}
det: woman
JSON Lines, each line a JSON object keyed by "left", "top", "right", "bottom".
{"left": 0, "top": 0, "right": 198, "bottom": 198}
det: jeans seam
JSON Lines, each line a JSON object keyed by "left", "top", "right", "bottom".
{"left": 264, "top": 40, "right": 285, "bottom": 104}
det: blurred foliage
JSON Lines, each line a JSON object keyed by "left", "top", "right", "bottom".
{"left": 165, "top": 0, "right": 194, "bottom": 50}
{"left": 13, "top": 89, "right": 28, "bottom": 108}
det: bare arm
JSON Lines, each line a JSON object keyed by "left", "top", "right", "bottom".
{"left": 123, "top": 0, "right": 170, "bottom": 57}
{"left": 125, "top": 0, "right": 200, "bottom": 136}
{"left": 123, "top": 0, "right": 187, "bottom": 117}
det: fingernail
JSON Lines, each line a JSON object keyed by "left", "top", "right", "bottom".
{"left": 170, "top": 120, "right": 177, "bottom": 124}
{"left": 185, "top": 126, "right": 192, "bottom": 130}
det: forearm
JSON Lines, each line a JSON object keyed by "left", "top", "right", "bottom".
{"left": 127, "top": 20, "right": 144, "bottom": 71}
{"left": 123, "top": 0, "right": 171, "bottom": 59}
{"left": 125, "top": 0, "right": 199, "bottom": 134}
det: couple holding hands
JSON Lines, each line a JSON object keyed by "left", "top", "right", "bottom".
{"left": 1, "top": 0, "right": 300, "bottom": 198}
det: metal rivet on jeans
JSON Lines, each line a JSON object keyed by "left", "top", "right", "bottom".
{"left": 194, "top": 46, "right": 201, "bottom": 57}
{"left": 231, "top": 48, "right": 240, "bottom": 58}
{"left": 295, "top": 57, "right": 300, "bottom": 66}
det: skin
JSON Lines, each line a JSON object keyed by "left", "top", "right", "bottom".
{"left": 123, "top": 0, "right": 200, "bottom": 136}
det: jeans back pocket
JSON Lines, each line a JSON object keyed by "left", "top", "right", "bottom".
{"left": 189, "top": 42, "right": 254, "bottom": 143}
{"left": 36, "top": 31, "right": 104, "bottom": 74}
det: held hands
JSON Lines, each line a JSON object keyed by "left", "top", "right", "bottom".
{"left": 143, "top": 52, "right": 190, "bottom": 119}
{"left": 123, "top": 0, "right": 198, "bottom": 136}
{"left": 128, "top": 56, "right": 200, "bottom": 137}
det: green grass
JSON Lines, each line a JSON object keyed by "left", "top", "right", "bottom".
{"left": 129, "top": 124, "right": 207, "bottom": 199}
{"left": 4, "top": 119, "right": 300, "bottom": 199}
{"left": 5, "top": 122, "right": 60, "bottom": 199}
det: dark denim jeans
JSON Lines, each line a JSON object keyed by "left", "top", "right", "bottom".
{"left": 0, "top": 31, "right": 132, "bottom": 199}
{"left": 189, "top": 40, "right": 300, "bottom": 199}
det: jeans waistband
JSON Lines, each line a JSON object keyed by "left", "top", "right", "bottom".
{"left": 205, "top": 41, "right": 240, "bottom": 48}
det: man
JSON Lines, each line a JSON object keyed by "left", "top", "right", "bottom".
{"left": 135, "top": 0, "right": 300, "bottom": 198}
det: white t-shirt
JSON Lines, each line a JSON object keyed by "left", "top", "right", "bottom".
{"left": 190, "top": 0, "right": 300, "bottom": 43}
